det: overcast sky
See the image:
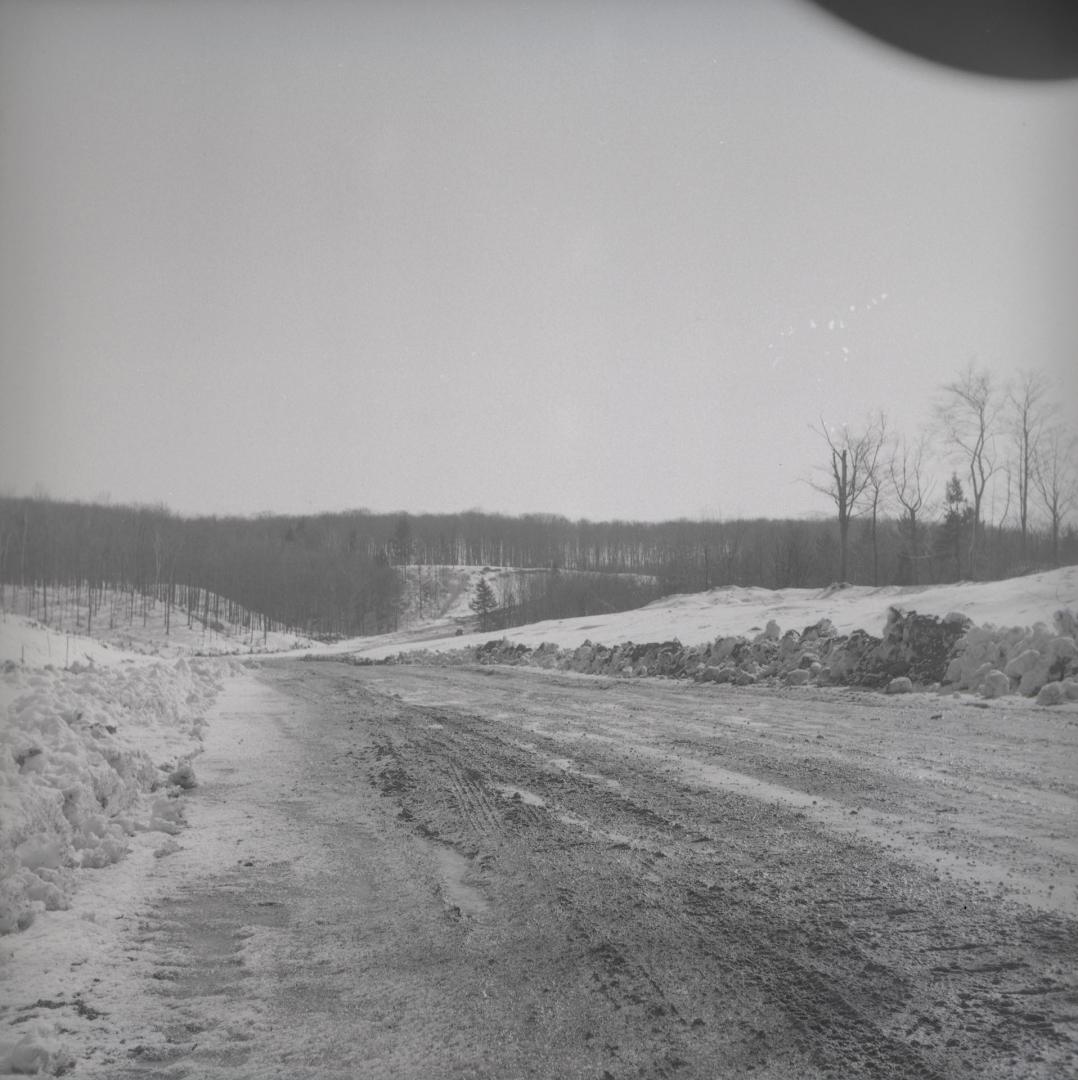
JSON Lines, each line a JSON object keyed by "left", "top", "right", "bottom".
{"left": 2, "top": 0, "right": 1076, "bottom": 523}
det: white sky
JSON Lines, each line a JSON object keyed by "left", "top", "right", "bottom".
{"left": 1, "top": 0, "right": 1076, "bottom": 522}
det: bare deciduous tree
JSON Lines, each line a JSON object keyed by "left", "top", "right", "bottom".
{"left": 1008, "top": 370, "right": 1051, "bottom": 563}
{"left": 864, "top": 416, "right": 890, "bottom": 586}
{"left": 1033, "top": 424, "right": 1078, "bottom": 566}
{"left": 935, "top": 362, "right": 1002, "bottom": 579}
{"left": 889, "top": 431, "right": 935, "bottom": 585}
{"left": 810, "top": 414, "right": 887, "bottom": 583}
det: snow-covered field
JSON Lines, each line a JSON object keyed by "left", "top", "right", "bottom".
{"left": 2, "top": 567, "right": 1076, "bottom": 1072}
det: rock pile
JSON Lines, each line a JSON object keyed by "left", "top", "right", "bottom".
{"left": 942, "top": 609, "right": 1078, "bottom": 703}
{"left": 380, "top": 606, "right": 1078, "bottom": 704}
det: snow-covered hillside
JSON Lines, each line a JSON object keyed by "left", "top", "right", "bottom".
{"left": 354, "top": 566, "right": 1078, "bottom": 658}
{"left": 0, "top": 586, "right": 314, "bottom": 661}
{"left": 394, "top": 564, "right": 521, "bottom": 626}
{"left": 347, "top": 567, "right": 1078, "bottom": 705}
{"left": 393, "top": 563, "right": 658, "bottom": 629}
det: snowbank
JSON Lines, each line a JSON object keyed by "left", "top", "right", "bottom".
{"left": 0, "top": 615, "right": 226, "bottom": 937}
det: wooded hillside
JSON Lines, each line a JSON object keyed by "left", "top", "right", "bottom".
{"left": 1, "top": 495, "right": 1074, "bottom": 641}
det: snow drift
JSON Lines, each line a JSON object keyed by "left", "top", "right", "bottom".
{"left": 0, "top": 618, "right": 225, "bottom": 937}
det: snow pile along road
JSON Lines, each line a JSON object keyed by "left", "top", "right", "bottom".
{"left": 0, "top": 616, "right": 226, "bottom": 938}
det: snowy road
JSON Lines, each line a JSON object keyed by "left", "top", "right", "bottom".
{"left": 56, "top": 661, "right": 1078, "bottom": 1078}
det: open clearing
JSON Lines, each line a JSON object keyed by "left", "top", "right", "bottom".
{"left": 30, "top": 659, "right": 1075, "bottom": 1080}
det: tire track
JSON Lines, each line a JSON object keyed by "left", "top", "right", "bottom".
{"left": 273, "top": 664, "right": 1078, "bottom": 1079}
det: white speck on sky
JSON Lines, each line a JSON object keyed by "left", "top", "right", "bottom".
{"left": 1, "top": 0, "right": 1075, "bottom": 522}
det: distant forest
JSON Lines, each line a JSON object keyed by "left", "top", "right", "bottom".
{"left": 1, "top": 490, "right": 1074, "bottom": 641}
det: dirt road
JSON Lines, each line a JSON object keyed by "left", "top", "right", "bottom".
{"left": 88, "top": 661, "right": 1077, "bottom": 1079}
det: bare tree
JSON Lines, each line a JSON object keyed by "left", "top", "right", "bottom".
{"left": 935, "top": 363, "right": 1002, "bottom": 579}
{"left": 1033, "top": 424, "right": 1078, "bottom": 566}
{"left": 889, "top": 431, "right": 935, "bottom": 585}
{"left": 810, "top": 414, "right": 887, "bottom": 583}
{"left": 1008, "top": 370, "right": 1051, "bottom": 563}
{"left": 864, "top": 415, "right": 890, "bottom": 586}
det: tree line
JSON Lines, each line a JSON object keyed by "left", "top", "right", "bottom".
{"left": 1, "top": 491, "right": 1072, "bottom": 644}
{"left": 809, "top": 364, "right": 1076, "bottom": 585}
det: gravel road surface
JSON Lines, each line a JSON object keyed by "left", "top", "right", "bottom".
{"left": 85, "top": 661, "right": 1078, "bottom": 1079}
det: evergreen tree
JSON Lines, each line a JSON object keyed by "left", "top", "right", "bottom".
{"left": 469, "top": 578, "right": 498, "bottom": 631}
{"left": 936, "top": 473, "right": 973, "bottom": 580}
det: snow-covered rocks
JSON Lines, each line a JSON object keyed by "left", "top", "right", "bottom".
{"left": 0, "top": 651, "right": 222, "bottom": 935}
{"left": 1035, "top": 679, "right": 1078, "bottom": 706}
{"left": 0, "top": 1020, "right": 75, "bottom": 1076}
{"left": 982, "top": 670, "right": 1011, "bottom": 699}
{"left": 394, "top": 599, "right": 1078, "bottom": 707}
{"left": 943, "top": 609, "right": 1078, "bottom": 699}
{"left": 168, "top": 762, "right": 198, "bottom": 790}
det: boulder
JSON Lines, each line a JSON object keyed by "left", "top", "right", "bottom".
{"left": 1036, "top": 681, "right": 1066, "bottom": 706}
{"left": 1049, "top": 636, "right": 1078, "bottom": 662}
{"left": 802, "top": 618, "right": 837, "bottom": 640}
{"left": 1004, "top": 649, "right": 1041, "bottom": 679}
{"left": 778, "top": 631, "right": 802, "bottom": 658}
{"left": 982, "top": 669, "right": 1010, "bottom": 699}
{"left": 699, "top": 666, "right": 734, "bottom": 684}
{"left": 886, "top": 676, "right": 913, "bottom": 695}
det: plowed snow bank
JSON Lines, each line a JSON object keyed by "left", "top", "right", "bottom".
{"left": 0, "top": 615, "right": 227, "bottom": 937}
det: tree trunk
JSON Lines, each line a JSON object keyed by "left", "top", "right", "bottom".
{"left": 838, "top": 449, "right": 849, "bottom": 581}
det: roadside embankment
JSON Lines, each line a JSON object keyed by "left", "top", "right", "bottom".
{"left": 366, "top": 605, "right": 1078, "bottom": 704}
{"left": 1, "top": 644, "right": 229, "bottom": 938}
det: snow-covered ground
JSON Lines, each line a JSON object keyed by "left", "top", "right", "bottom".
{"left": 0, "top": 586, "right": 315, "bottom": 662}
{"left": 0, "top": 614, "right": 233, "bottom": 929}
{"left": 0, "top": 612, "right": 238, "bottom": 1073}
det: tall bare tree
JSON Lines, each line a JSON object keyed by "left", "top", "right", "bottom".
{"left": 863, "top": 416, "right": 890, "bottom": 586}
{"left": 1008, "top": 370, "right": 1051, "bottom": 563}
{"left": 810, "top": 414, "right": 887, "bottom": 583}
{"left": 935, "top": 363, "right": 1002, "bottom": 579}
{"left": 889, "top": 431, "right": 935, "bottom": 584}
{"left": 1033, "top": 424, "right": 1078, "bottom": 566}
